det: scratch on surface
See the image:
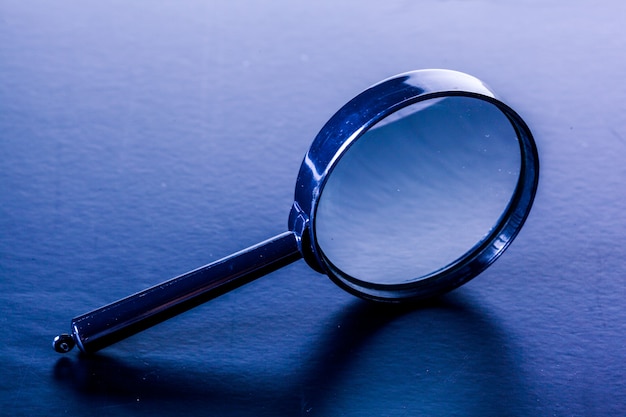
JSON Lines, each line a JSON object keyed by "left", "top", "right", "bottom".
{"left": 610, "top": 128, "right": 626, "bottom": 147}
{"left": 442, "top": 354, "right": 471, "bottom": 385}
{"left": 10, "top": 352, "right": 37, "bottom": 411}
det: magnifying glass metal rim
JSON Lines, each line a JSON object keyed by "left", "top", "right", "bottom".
{"left": 289, "top": 69, "right": 539, "bottom": 302}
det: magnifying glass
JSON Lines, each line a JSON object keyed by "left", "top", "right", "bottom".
{"left": 53, "top": 69, "right": 539, "bottom": 354}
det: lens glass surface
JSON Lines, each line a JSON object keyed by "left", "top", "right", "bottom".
{"left": 315, "top": 96, "right": 521, "bottom": 285}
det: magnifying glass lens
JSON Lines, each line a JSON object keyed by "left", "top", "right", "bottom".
{"left": 315, "top": 96, "right": 521, "bottom": 285}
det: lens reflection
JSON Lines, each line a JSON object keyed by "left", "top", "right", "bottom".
{"left": 315, "top": 96, "right": 521, "bottom": 285}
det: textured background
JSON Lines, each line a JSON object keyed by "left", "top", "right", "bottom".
{"left": 1, "top": 1, "right": 625, "bottom": 415}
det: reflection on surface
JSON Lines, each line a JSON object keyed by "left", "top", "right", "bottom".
{"left": 52, "top": 292, "right": 531, "bottom": 417}
{"left": 316, "top": 96, "right": 520, "bottom": 284}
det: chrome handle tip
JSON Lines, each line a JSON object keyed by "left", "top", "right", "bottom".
{"left": 53, "top": 334, "right": 75, "bottom": 353}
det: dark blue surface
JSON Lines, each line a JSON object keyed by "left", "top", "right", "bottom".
{"left": 1, "top": 1, "right": 625, "bottom": 416}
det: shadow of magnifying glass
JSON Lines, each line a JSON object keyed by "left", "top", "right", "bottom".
{"left": 53, "top": 291, "right": 533, "bottom": 416}
{"left": 302, "top": 293, "right": 534, "bottom": 416}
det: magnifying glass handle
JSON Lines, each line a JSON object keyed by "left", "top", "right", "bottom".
{"left": 54, "top": 231, "right": 301, "bottom": 354}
